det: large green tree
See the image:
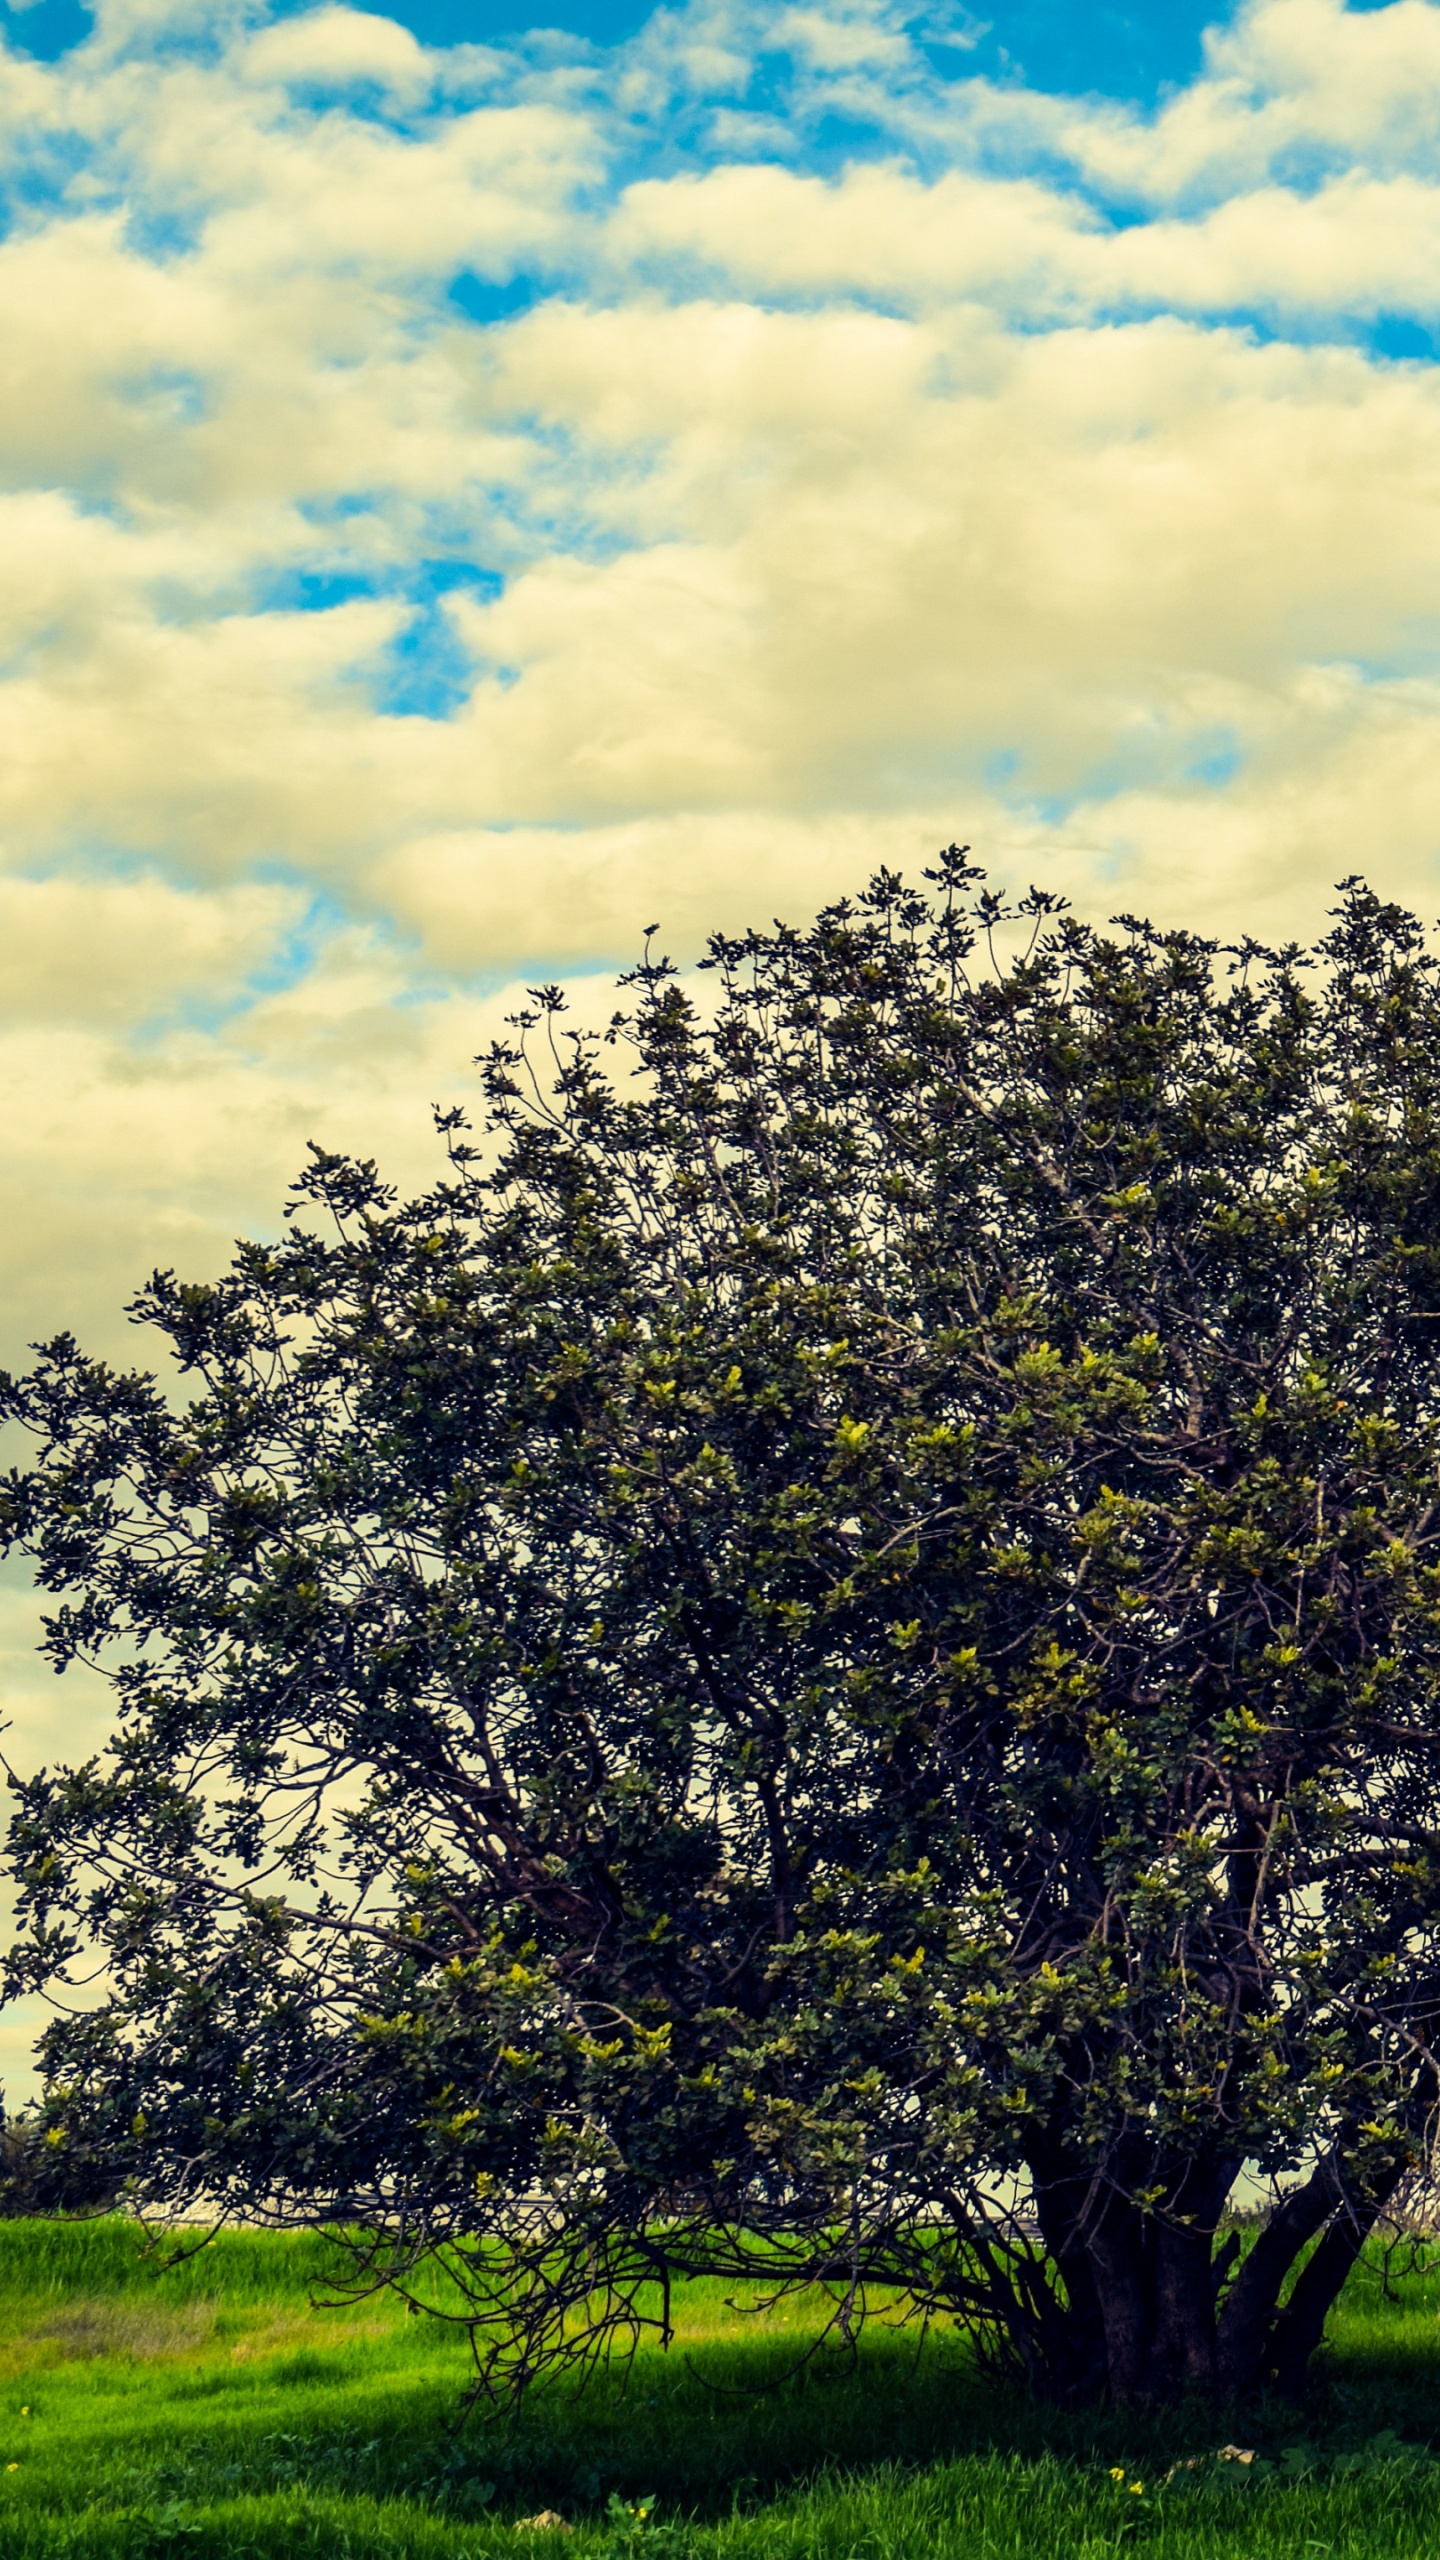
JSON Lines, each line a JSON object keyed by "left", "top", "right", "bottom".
{"left": 6, "top": 855, "right": 1440, "bottom": 2404}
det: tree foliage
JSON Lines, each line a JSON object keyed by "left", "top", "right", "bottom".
{"left": 7, "top": 853, "right": 1440, "bottom": 2403}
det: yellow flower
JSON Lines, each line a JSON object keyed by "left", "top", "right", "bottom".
{"left": 6, "top": 2462, "right": 17, "bottom": 2473}
{"left": 1108, "top": 2466, "right": 1125, "bottom": 2481}
{"left": 1129, "top": 2481, "right": 1145, "bottom": 2496}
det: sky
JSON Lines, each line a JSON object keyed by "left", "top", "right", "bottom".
{"left": 3, "top": 0, "right": 1440, "bottom": 2073}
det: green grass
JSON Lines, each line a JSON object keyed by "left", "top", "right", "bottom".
{"left": 0, "top": 2221, "right": 1439, "bottom": 2555}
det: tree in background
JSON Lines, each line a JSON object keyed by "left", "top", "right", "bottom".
{"left": 7, "top": 854, "right": 1440, "bottom": 2405}
{"left": 0, "top": 2104, "right": 119, "bottom": 2218}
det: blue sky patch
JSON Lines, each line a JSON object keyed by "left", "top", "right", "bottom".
{"left": 1369, "top": 315, "right": 1440, "bottom": 363}
{"left": 250, "top": 558, "right": 502, "bottom": 719}
{"left": 243, "top": 888, "right": 354, "bottom": 1003}
{"left": 377, "top": 560, "right": 502, "bottom": 720}
{"left": 264, "top": 566, "right": 382, "bottom": 614}
{"left": 448, "top": 271, "right": 544, "bottom": 326}
{"left": 0, "top": 0, "right": 91, "bottom": 61}
{"left": 1184, "top": 735, "right": 1243, "bottom": 790}
{"left": 930, "top": 0, "right": 1224, "bottom": 104}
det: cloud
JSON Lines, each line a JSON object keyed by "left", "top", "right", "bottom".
{"left": 1048, "top": 0, "right": 1440, "bottom": 202}
{"left": 242, "top": 5, "right": 432, "bottom": 100}
{"left": 0, "top": 916, "right": 489, "bottom": 1365}
{"left": 0, "top": 871, "right": 301, "bottom": 1021}
{"left": 376, "top": 805, "right": 963, "bottom": 969}
{"left": 2, "top": 4, "right": 1440, "bottom": 910}
{"left": 768, "top": 7, "right": 912, "bottom": 73}
{"left": 610, "top": 154, "right": 1440, "bottom": 329}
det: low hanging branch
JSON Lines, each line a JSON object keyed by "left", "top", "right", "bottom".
{"left": 7, "top": 852, "right": 1440, "bottom": 2404}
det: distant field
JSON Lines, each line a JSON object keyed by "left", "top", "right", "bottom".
{"left": 2, "top": 2220, "right": 1440, "bottom": 2555}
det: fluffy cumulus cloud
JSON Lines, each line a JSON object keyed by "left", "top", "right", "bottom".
{"left": 5, "top": 0, "right": 1440, "bottom": 1877}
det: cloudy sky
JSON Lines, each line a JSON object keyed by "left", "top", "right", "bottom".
{"left": 4, "top": 0, "right": 1439, "bottom": 1373}
{"left": 3, "top": 0, "right": 1440, "bottom": 2073}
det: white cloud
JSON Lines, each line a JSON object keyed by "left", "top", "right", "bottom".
{"left": 0, "top": 922, "right": 485, "bottom": 1368}
{"left": 608, "top": 161, "right": 1099, "bottom": 308}
{"left": 242, "top": 5, "right": 432, "bottom": 100}
{"left": 610, "top": 156, "right": 1440, "bottom": 327}
{"left": 767, "top": 8, "right": 911, "bottom": 72}
{"left": 0, "top": 871, "right": 300, "bottom": 1021}
{"left": 376, "top": 805, "right": 962, "bottom": 969}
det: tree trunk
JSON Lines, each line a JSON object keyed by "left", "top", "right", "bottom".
{"left": 1022, "top": 2137, "right": 1108, "bottom": 2403}
{"left": 1213, "top": 2152, "right": 1346, "bottom": 2393}
{"left": 1266, "top": 2162, "right": 1408, "bottom": 2395}
{"left": 1015, "top": 2139, "right": 1395, "bottom": 2405}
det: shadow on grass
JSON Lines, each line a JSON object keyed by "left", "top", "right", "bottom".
{"left": 107, "top": 2302, "right": 1440, "bottom": 2529}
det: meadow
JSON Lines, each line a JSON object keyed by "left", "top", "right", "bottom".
{"left": 0, "top": 2219, "right": 1438, "bottom": 2557}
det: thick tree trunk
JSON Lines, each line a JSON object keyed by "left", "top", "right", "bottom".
{"left": 1015, "top": 2138, "right": 1398, "bottom": 2405}
{"left": 1088, "top": 2202, "right": 1153, "bottom": 2402}
{"left": 1152, "top": 2219, "right": 1220, "bottom": 2395}
{"left": 1020, "top": 2140, "right": 1239, "bottom": 2403}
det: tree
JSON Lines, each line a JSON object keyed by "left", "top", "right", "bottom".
{"left": 7, "top": 853, "right": 1440, "bottom": 2405}
{"left": 0, "top": 2103, "right": 120, "bottom": 2218}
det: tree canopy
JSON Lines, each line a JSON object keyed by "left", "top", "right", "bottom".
{"left": 7, "top": 852, "right": 1440, "bottom": 2404}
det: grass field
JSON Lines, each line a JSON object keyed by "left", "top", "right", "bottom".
{"left": 1, "top": 2220, "right": 1439, "bottom": 2555}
